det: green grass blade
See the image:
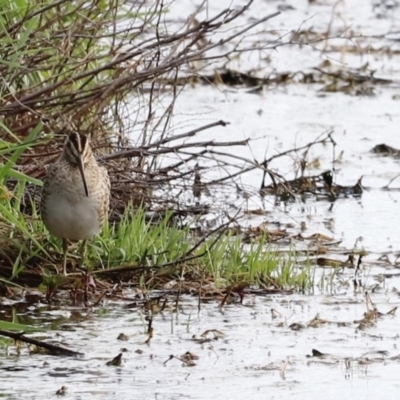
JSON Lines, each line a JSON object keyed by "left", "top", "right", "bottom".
{"left": 0, "top": 121, "right": 43, "bottom": 182}
{"left": 0, "top": 320, "right": 35, "bottom": 332}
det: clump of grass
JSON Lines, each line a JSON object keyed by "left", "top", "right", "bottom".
{"left": 89, "top": 207, "right": 314, "bottom": 291}
{"left": 0, "top": 1, "right": 309, "bottom": 295}
{"left": 198, "top": 234, "right": 313, "bottom": 290}
{"left": 97, "top": 207, "right": 192, "bottom": 267}
{"left": 0, "top": 196, "right": 314, "bottom": 292}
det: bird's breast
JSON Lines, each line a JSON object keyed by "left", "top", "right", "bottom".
{"left": 42, "top": 191, "right": 101, "bottom": 241}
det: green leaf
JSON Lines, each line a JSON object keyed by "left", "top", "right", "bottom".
{"left": 0, "top": 320, "right": 35, "bottom": 332}
{"left": 6, "top": 168, "right": 43, "bottom": 186}
{"left": 0, "top": 121, "right": 43, "bottom": 183}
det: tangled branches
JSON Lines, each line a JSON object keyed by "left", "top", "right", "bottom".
{"left": 0, "top": 0, "right": 279, "bottom": 133}
{"left": 0, "top": 0, "right": 283, "bottom": 214}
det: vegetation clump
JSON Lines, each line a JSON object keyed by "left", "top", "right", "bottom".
{"left": 0, "top": 0, "right": 311, "bottom": 304}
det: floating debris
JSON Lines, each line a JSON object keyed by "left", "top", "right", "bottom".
{"left": 55, "top": 386, "right": 67, "bottom": 396}
{"left": 106, "top": 353, "right": 123, "bottom": 367}
{"left": 117, "top": 333, "right": 129, "bottom": 341}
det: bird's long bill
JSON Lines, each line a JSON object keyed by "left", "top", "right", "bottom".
{"left": 77, "top": 155, "right": 89, "bottom": 197}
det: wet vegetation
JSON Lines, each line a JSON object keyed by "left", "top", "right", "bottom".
{"left": 0, "top": 0, "right": 310, "bottom": 316}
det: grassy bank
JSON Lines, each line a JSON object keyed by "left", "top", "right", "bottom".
{"left": 1, "top": 201, "right": 313, "bottom": 291}
{"left": 0, "top": 0, "right": 313, "bottom": 305}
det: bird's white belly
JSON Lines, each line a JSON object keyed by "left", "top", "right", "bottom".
{"left": 43, "top": 193, "right": 100, "bottom": 241}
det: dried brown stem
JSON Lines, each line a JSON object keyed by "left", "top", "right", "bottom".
{"left": 0, "top": 329, "right": 83, "bottom": 357}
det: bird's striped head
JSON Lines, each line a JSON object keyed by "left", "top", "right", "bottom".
{"left": 64, "top": 132, "right": 92, "bottom": 163}
{"left": 63, "top": 132, "right": 91, "bottom": 197}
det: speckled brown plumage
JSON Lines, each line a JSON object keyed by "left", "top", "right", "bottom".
{"left": 41, "top": 133, "right": 110, "bottom": 274}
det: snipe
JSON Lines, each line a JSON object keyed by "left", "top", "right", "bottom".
{"left": 41, "top": 133, "right": 110, "bottom": 275}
